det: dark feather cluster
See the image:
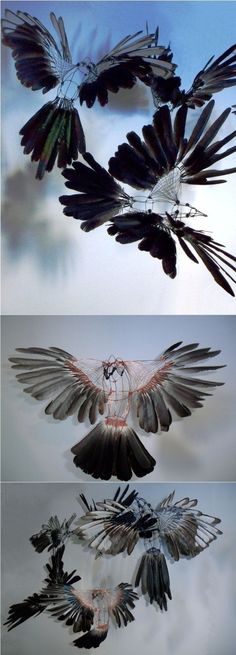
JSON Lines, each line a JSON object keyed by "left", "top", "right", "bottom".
{"left": 71, "top": 420, "right": 156, "bottom": 481}
{"left": 135, "top": 548, "right": 172, "bottom": 609}
{"left": 150, "top": 43, "right": 236, "bottom": 108}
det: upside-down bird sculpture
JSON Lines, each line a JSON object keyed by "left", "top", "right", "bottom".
{"left": 9, "top": 341, "right": 225, "bottom": 480}
{"left": 77, "top": 486, "right": 222, "bottom": 609}
{"left": 1, "top": 9, "right": 175, "bottom": 178}
{"left": 60, "top": 99, "right": 236, "bottom": 296}
{"left": 5, "top": 545, "right": 138, "bottom": 648}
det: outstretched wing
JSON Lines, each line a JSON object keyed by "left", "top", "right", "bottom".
{"left": 107, "top": 583, "right": 138, "bottom": 627}
{"left": 182, "top": 44, "right": 236, "bottom": 108}
{"left": 43, "top": 584, "right": 94, "bottom": 633}
{"left": 166, "top": 213, "right": 236, "bottom": 297}
{"left": 9, "top": 346, "right": 107, "bottom": 425}
{"left": 155, "top": 491, "right": 222, "bottom": 560}
{"left": 122, "top": 342, "right": 225, "bottom": 433}
{"left": 5, "top": 592, "right": 47, "bottom": 631}
{"left": 4, "top": 546, "right": 80, "bottom": 631}
{"left": 108, "top": 210, "right": 236, "bottom": 297}
{"left": 151, "top": 44, "right": 236, "bottom": 109}
{"left": 79, "top": 30, "right": 176, "bottom": 107}
{"left": 78, "top": 494, "right": 156, "bottom": 555}
{"left": 59, "top": 152, "right": 131, "bottom": 231}
{"left": 1, "top": 10, "right": 73, "bottom": 93}
{"left": 108, "top": 101, "right": 236, "bottom": 192}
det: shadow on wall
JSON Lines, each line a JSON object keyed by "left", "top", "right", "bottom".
{"left": 1, "top": 162, "right": 78, "bottom": 275}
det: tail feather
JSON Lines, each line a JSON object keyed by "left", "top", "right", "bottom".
{"left": 74, "top": 628, "right": 108, "bottom": 648}
{"left": 135, "top": 548, "right": 172, "bottom": 609}
{"left": 71, "top": 420, "right": 156, "bottom": 481}
{"left": 20, "top": 100, "right": 85, "bottom": 179}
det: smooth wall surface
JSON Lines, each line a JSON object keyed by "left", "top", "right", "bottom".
{"left": 2, "top": 1, "right": 236, "bottom": 314}
{"left": 2, "top": 482, "right": 236, "bottom": 655}
{"left": 2, "top": 315, "right": 236, "bottom": 481}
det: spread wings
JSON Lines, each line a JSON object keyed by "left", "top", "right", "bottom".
{"left": 1, "top": 10, "right": 73, "bottom": 93}
{"left": 77, "top": 486, "right": 222, "bottom": 561}
{"left": 155, "top": 491, "right": 222, "bottom": 560}
{"left": 9, "top": 346, "right": 107, "bottom": 425}
{"left": 9, "top": 341, "right": 225, "bottom": 435}
{"left": 41, "top": 580, "right": 137, "bottom": 649}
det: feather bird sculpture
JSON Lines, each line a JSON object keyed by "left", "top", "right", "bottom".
{"left": 1, "top": 9, "right": 175, "bottom": 178}
{"left": 60, "top": 100, "right": 236, "bottom": 295}
{"left": 149, "top": 42, "right": 236, "bottom": 109}
{"left": 9, "top": 341, "right": 225, "bottom": 480}
{"left": 77, "top": 486, "right": 222, "bottom": 609}
{"left": 5, "top": 544, "right": 138, "bottom": 648}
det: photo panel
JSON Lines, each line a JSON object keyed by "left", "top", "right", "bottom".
{"left": 2, "top": 314, "right": 236, "bottom": 482}
{"left": 2, "top": 481, "right": 236, "bottom": 655}
{"left": 1, "top": 1, "right": 236, "bottom": 315}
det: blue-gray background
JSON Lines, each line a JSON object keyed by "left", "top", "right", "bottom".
{"left": 1, "top": 1, "right": 236, "bottom": 314}
{"left": 2, "top": 314, "right": 236, "bottom": 481}
{"left": 2, "top": 482, "right": 236, "bottom": 655}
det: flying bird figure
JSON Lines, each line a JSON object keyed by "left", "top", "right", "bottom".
{"left": 1, "top": 9, "right": 175, "bottom": 178}
{"left": 5, "top": 544, "right": 138, "bottom": 648}
{"left": 9, "top": 341, "right": 225, "bottom": 481}
{"left": 148, "top": 42, "right": 236, "bottom": 109}
{"left": 60, "top": 99, "right": 236, "bottom": 295}
{"left": 77, "top": 486, "right": 222, "bottom": 609}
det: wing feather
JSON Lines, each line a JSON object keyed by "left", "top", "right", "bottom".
{"left": 107, "top": 583, "right": 138, "bottom": 627}
{"left": 1, "top": 10, "right": 72, "bottom": 93}
{"left": 125, "top": 342, "right": 224, "bottom": 433}
{"left": 9, "top": 346, "right": 107, "bottom": 424}
{"left": 155, "top": 491, "right": 222, "bottom": 560}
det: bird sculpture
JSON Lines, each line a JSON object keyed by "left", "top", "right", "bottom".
{"left": 9, "top": 341, "right": 225, "bottom": 480}
{"left": 5, "top": 544, "right": 138, "bottom": 648}
{"left": 60, "top": 99, "right": 236, "bottom": 295}
{"left": 77, "top": 485, "right": 222, "bottom": 609}
{"left": 1, "top": 9, "right": 174, "bottom": 178}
